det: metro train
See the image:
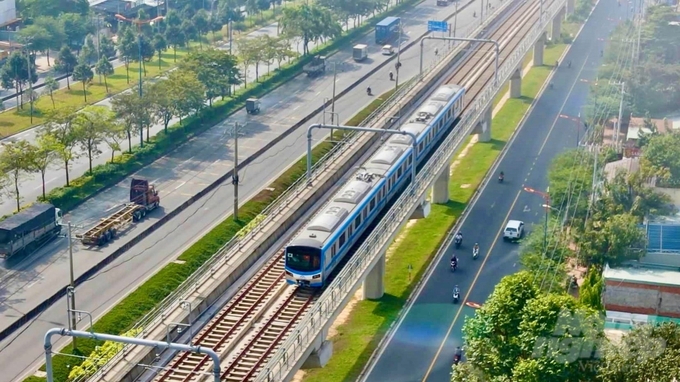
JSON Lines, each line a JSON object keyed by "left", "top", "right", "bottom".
{"left": 284, "top": 84, "right": 466, "bottom": 287}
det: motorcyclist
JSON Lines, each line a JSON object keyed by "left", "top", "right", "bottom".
{"left": 451, "top": 254, "right": 458, "bottom": 268}
{"left": 473, "top": 242, "right": 480, "bottom": 254}
{"left": 435, "top": 48, "right": 439, "bottom": 56}
{"left": 453, "top": 346, "right": 463, "bottom": 364}
{"left": 389, "top": 71, "right": 394, "bottom": 81}
{"left": 568, "top": 60, "right": 572, "bottom": 68}
{"left": 367, "top": 86, "right": 372, "bottom": 95}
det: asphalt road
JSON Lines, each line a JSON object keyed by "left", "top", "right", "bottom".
{"left": 0, "top": 0, "right": 495, "bottom": 380}
{"left": 361, "top": 1, "right": 628, "bottom": 381}
{"left": 0, "top": 18, "right": 328, "bottom": 212}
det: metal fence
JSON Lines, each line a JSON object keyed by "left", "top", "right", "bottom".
{"left": 83, "top": 16, "right": 489, "bottom": 381}
{"left": 254, "top": 1, "right": 566, "bottom": 380}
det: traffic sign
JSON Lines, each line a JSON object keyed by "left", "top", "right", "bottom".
{"left": 427, "top": 20, "right": 448, "bottom": 32}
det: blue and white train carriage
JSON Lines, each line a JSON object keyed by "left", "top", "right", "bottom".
{"left": 285, "top": 84, "right": 466, "bottom": 287}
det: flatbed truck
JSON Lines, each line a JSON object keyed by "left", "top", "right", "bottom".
{"left": 77, "top": 178, "right": 160, "bottom": 246}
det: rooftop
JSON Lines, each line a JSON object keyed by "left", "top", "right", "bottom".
{"left": 603, "top": 264, "right": 680, "bottom": 287}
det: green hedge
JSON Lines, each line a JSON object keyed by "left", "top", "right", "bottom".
{"left": 39, "top": 0, "right": 420, "bottom": 214}
{"left": 24, "top": 15, "right": 410, "bottom": 382}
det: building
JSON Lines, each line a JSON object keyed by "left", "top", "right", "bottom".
{"left": 91, "top": 0, "right": 165, "bottom": 20}
{"left": 603, "top": 219, "right": 680, "bottom": 326}
{"left": 0, "top": 0, "right": 17, "bottom": 28}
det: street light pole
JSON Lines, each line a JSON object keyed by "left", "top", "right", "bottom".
{"left": 67, "top": 222, "right": 77, "bottom": 348}
{"left": 395, "top": 19, "right": 402, "bottom": 90}
{"left": 232, "top": 122, "right": 240, "bottom": 221}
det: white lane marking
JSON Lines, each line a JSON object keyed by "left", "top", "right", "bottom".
{"left": 174, "top": 181, "right": 186, "bottom": 190}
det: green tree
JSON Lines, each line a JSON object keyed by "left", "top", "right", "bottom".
{"left": 0, "top": 140, "right": 34, "bottom": 212}
{"left": 28, "top": 135, "right": 59, "bottom": 198}
{"left": 518, "top": 217, "right": 570, "bottom": 293}
{"left": 280, "top": 3, "right": 342, "bottom": 55}
{"left": 575, "top": 213, "right": 646, "bottom": 266}
{"left": 455, "top": 273, "right": 602, "bottom": 382}
{"left": 56, "top": 45, "right": 77, "bottom": 89}
{"left": 148, "top": 80, "right": 175, "bottom": 132}
{"left": 167, "top": 70, "right": 205, "bottom": 124}
{"left": 18, "top": 24, "right": 52, "bottom": 59}
{"left": 99, "top": 36, "right": 117, "bottom": 58}
{"left": 152, "top": 33, "right": 168, "bottom": 70}
{"left": 18, "top": 0, "right": 89, "bottom": 19}
{"left": 599, "top": 322, "right": 680, "bottom": 382}
{"left": 33, "top": 16, "right": 66, "bottom": 66}
{"left": 103, "top": 121, "right": 127, "bottom": 163}
{"left": 181, "top": 19, "right": 198, "bottom": 45}
{"left": 164, "top": 10, "right": 187, "bottom": 62}
{"left": 95, "top": 56, "right": 114, "bottom": 93}
{"left": 59, "top": 13, "right": 92, "bottom": 50}
{"left": 42, "top": 74, "right": 60, "bottom": 108}
{"left": 117, "top": 25, "right": 137, "bottom": 84}
{"left": 81, "top": 34, "right": 98, "bottom": 64}
{"left": 41, "top": 107, "right": 80, "bottom": 186}
{"left": 179, "top": 48, "right": 240, "bottom": 105}
{"left": 137, "top": 35, "right": 156, "bottom": 75}
{"left": 72, "top": 57, "right": 94, "bottom": 102}
{"left": 578, "top": 267, "right": 604, "bottom": 311}
{"left": 641, "top": 131, "right": 680, "bottom": 186}
{"left": 0, "top": 51, "right": 38, "bottom": 108}
{"left": 547, "top": 149, "right": 595, "bottom": 222}
{"left": 110, "top": 89, "right": 155, "bottom": 145}
{"left": 74, "top": 106, "right": 113, "bottom": 172}
{"left": 192, "top": 9, "right": 209, "bottom": 48}
{"left": 600, "top": 170, "right": 671, "bottom": 219}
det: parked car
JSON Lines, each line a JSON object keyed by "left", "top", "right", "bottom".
{"left": 382, "top": 45, "right": 395, "bottom": 55}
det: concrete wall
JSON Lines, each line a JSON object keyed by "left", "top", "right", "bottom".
{"left": 604, "top": 280, "right": 680, "bottom": 318}
{"left": 0, "top": 0, "right": 16, "bottom": 25}
{"left": 642, "top": 252, "right": 680, "bottom": 268}
{"left": 655, "top": 187, "right": 680, "bottom": 206}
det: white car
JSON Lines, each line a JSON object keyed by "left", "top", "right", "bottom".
{"left": 503, "top": 220, "right": 524, "bottom": 240}
{"left": 382, "top": 45, "right": 395, "bottom": 55}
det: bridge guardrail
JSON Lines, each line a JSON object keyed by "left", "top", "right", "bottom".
{"left": 82, "top": 20, "right": 487, "bottom": 381}
{"left": 255, "top": 1, "right": 567, "bottom": 380}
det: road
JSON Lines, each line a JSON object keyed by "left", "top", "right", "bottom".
{"left": 0, "top": 0, "right": 494, "bottom": 380}
{"left": 0, "top": 16, "right": 340, "bottom": 211}
{"left": 361, "top": 0, "right": 626, "bottom": 381}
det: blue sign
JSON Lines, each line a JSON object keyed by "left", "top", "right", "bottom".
{"left": 427, "top": 20, "right": 448, "bottom": 32}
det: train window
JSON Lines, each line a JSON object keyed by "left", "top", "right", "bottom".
{"left": 339, "top": 232, "right": 346, "bottom": 248}
{"left": 349, "top": 224, "right": 353, "bottom": 237}
{"left": 355, "top": 215, "right": 361, "bottom": 229}
{"left": 419, "top": 142, "right": 424, "bottom": 153}
{"left": 363, "top": 209, "right": 367, "bottom": 220}
{"left": 407, "top": 156, "right": 411, "bottom": 166}
{"left": 397, "top": 167, "right": 402, "bottom": 178}
{"left": 330, "top": 246, "right": 335, "bottom": 259}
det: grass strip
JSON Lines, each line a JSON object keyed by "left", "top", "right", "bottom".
{"left": 6, "top": 0, "right": 420, "bottom": 221}
{"left": 25, "top": 86, "right": 397, "bottom": 382}
{"left": 299, "top": 43, "right": 569, "bottom": 382}
{"left": 0, "top": 2, "right": 305, "bottom": 138}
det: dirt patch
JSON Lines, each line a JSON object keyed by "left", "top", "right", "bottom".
{"left": 460, "top": 184, "right": 471, "bottom": 188}
{"left": 450, "top": 136, "right": 479, "bottom": 173}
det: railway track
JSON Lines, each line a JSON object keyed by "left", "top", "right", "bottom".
{"left": 150, "top": 1, "right": 555, "bottom": 381}
{"left": 154, "top": 254, "right": 287, "bottom": 382}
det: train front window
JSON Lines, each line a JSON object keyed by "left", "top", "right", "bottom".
{"left": 286, "top": 247, "right": 321, "bottom": 273}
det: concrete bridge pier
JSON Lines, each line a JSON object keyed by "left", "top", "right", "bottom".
{"left": 551, "top": 8, "right": 565, "bottom": 41}
{"left": 302, "top": 329, "right": 333, "bottom": 369}
{"left": 534, "top": 33, "right": 545, "bottom": 66}
{"left": 362, "top": 252, "right": 385, "bottom": 300}
{"left": 432, "top": 166, "right": 450, "bottom": 204}
{"left": 566, "top": 0, "right": 575, "bottom": 15}
{"left": 472, "top": 106, "right": 493, "bottom": 142}
{"left": 510, "top": 67, "right": 522, "bottom": 98}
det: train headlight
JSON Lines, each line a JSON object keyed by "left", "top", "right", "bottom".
{"left": 312, "top": 274, "right": 321, "bottom": 279}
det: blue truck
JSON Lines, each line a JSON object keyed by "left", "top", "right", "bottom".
{"left": 375, "top": 17, "right": 401, "bottom": 45}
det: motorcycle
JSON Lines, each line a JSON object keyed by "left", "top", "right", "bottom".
{"left": 389, "top": 72, "right": 394, "bottom": 81}
{"left": 473, "top": 247, "right": 479, "bottom": 260}
{"left": 498, "top": 174, "right": 504, "bottom": 183}
{"left": 452, "top": 287, "right": 460, "bottom": 304}
{"left": 454, "top": 234, "right": 463, "bottom": 249}
{"left": 450, "top": 260, "right": 458, "bottom": 272}
{"left": 367, "top": 87, "right": 372, "bottom": 96}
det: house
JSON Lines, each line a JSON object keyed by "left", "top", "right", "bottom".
{"left": 604, "top": 218, "right": 680, "bottom": 327}
{"left": 0, "top": 0, "right": 18, "bottom": 29}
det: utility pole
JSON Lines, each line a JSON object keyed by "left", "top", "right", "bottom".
{"left": 331, "top": 62, "right": 337, "bottom": 128}
{"left": 616, "top": 82, "right": 625, "bottom": 152}
{"left": 232, "top": 122, "right": 240, "bottom": 222}
{"left": 67, "top": 222, "right": 77, "bottom": 349}
{"left": 25, "top": 46, "right": 34, "bottom": 124}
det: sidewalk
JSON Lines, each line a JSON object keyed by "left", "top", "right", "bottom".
{"left": 0, "top": 3, "right": 394, "bottom": 216}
